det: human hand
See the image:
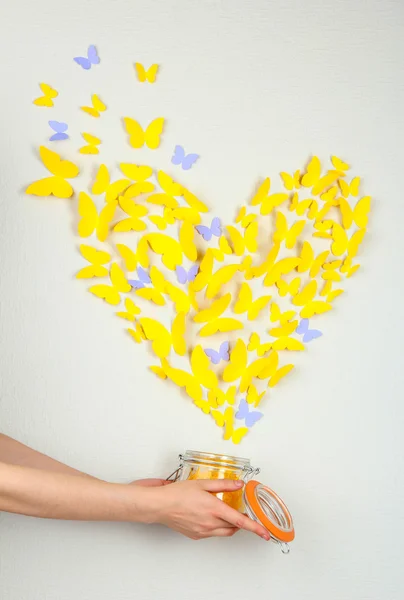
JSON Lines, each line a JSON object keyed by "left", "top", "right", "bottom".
{"left": 144, "top": 479, "right": 271, "bottom": 541}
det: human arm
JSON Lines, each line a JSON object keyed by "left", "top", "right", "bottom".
{"left": 0, "top": 435, "right": 270, "bottom": 540}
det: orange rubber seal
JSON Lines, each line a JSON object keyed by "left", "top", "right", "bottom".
{"left": 245, "top": 480, "right": 295, "bottom": 543}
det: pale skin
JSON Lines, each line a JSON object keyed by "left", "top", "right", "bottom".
{"left": 0, "top": 434, "right": 270, "bottom": 541}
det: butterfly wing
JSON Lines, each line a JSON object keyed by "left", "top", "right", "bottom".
{"left": 49, "top": 121, "right": 67, "bottom": 133}
{"left": 124, "top": 118, "right": 145, "bottom": 148}
{"left": 218, "top": 341, "right": 230, "bottom": 361}
{"left": 145, "top": 64, "right": 159, "bottom": 83}
{"left": 211, "top": 217, "right": 221, "bottom": 237}
{"left": 74, "top": 56, "right": 91, "bottom": 69}
{"left": 171, "top": 145, "right": 185, "bottom": 166}
{"left": 204, "top": 348, "right": 221, "bottom": 364}
{"left": 296, "top": 318, "right": 309, "bottom": 335}
{"left": 175, "top": 266, "right": 188, "bottom": 285}
{"left": 195, "top": 225, "right": 212, "bottom": 241}
{"left": 144, "top": 118, "right": 164, "bottom": 150}
{"left": 50, "top": 133, "right": 69, "bottom": 141}
{"left": 235, "top": 399, "right": 249, "bottom": 420}
{"left": 97, "top": 200, "right": 117, "bottom": 242}
{"left": 187, "top": 265, "right": 199, "bottom": 282}
{"left": 135, "top": 63, "right": 147, "bottom": 82}
{"left": 87, "top": 45, "right": 100, "bottom": 65}
{"left": 245, "top": 409, "right": 263, "bottom": 427}
{"left": 303, "top": 329, "right": 322, "bottom": 343}
{"left": 137, "top": 266, "right": 151, "bottom": 284}
{"left": 78, "top": 192, "right": 98, "bottom": 238}
{"left": 181, "top": 154, "right": 199, "bottom": 171}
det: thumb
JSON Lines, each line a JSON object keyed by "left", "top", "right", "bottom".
{"left": 197, "top": 479, "right": 244, "bottom": 493}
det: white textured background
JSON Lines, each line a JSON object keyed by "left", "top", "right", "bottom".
{"left": 1, "top": 1, "right": 404, "bottom": 599}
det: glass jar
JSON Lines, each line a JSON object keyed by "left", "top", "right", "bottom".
{"left": 168, "top": 450, "right": 295, "bottom": 553}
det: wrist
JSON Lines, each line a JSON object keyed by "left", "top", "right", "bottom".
{"left": 120, "top": 485, "right": 160, "bottom": 524}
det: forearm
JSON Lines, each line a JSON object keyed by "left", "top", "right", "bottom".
{"left": 0, "top": 434, "right": 92, "bottom": 477}
{"left": 0, "top": 461, "right": 150, "bottom": 522}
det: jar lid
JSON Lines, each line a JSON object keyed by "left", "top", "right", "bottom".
{"left": 244, "top": 481, "right": 295, "bottom": 552}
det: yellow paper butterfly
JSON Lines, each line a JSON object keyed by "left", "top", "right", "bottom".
{"left": 165, "top": 282, "right": 196, "bottom": 314}
{"left": 247, "top": 333, "right": 273, "bottom": 357}
{"left": 320, "top": 280, "right": 344, "bottom": 303}
{"left": 226, "top": 226, "right": 245, "bottom": 256}
{"left": 349, "top": 176, "right": 361, "bottom": 197}
{"left": 33, "top": 83, "right": 58, "bottom": 107}
{"left": 246, "top": 384, "right": 266, "bottom": 407}
{"left": 273, "top": 213, "right": 306, "bottom": 249}
{"left": 235, "top": 206, "right": 257, "bottom": 228}
{"left": 300, "top": 301, "right": 332, "bottom": 319}
{"left": 91, "top": 164, "right": 131, "bottom": 203}
{"left": 264, "top": 258, "right": 300, "bottom": 287}
{"left": 257, "top": 351, "right": 294, "bottom": 388}
{"left": 339, "top": 196, "right": 371, "bottom": 230}
{"left": 88, "top": 263, "right": 131, "bottom": 305}
{"left": 79, "top": 132, "right": 101, "bottom": 155}
{"left": 116, "top": 240, "right": 149, "bottom": 271}
{"left": 76, "top": 245, "right": 111, "bottom": 279}
{"left": 123, "top": 117, "right": 164, "bottom": 149}
{"left": 146, "top": 233, "right": 183, "bottom": 270}
{"left": 269, "top": 302, "right": 296, "bottom": 325}
{"left": 152, "top": 358, "right": 204, "bottom": 403}
{"left": 148, "top": 208, "right": 176, "bottom": 231}
{"left": 135, "top": 265, "right": 169, "bottom": 306}
{"left": 206, "top": 264, "right": 239, "bottom": 299}
{"left": 116, "top": 298, "right": 141, "bottom": 321}
{"left": 113, "top": 197, "right": 148, "bottom": 232}
{"left": 297, "top": 242, "right": 329, "bottom": 277}
{"left": 331, "top": 156, "right": 350, "bottom": 171}
{"left": 269, "top": 320, "right": 299, "bottom": 338}
{"left": 276, "top": 277, "right": 301, "bottom": 298}
{"left": 179, "top": 221, "right": 198, "bottom": 261}
{"left": 127, "top": 321, "right": 146, "bottom": 344}
{"left": 135, "top": 63, "right": 159, "bottom": 83}
{"left": 139, "top": 314, "right": 186, "bottom": 358}
{"left": 147, "top": 171, "right": 183, "bottom": 208}
{"left": 210, "top": 407, "right": 248, "bottom": 445}
{"left": 26, "top": 146, "right": 79, "bottom": 199}
{"left": 223, "top": 340, "right": 272, "bottom": 392}
{"left": 292, "top": 280, "right": 318, "bottom": 307}
{"left": 194, "top": 293, "right": 232, "bottom": 324}
{"left": 289, "top": 193, "right": 313, "bottom": 216}
{"left": 280, "top": 170, "right": 301, "bottom": 191}
{"left": 80, "top": 94, "right": 107, "bottom": 117}
{"left": 234, "top": 283, "right": 272, "bottom": 320}
{"left": 198, "top": 318, "right": 243, "bottom": 337}
{"left": 301, "top": 156, "right": 321, "bottom": 188}
{"left": 78, "top": 192, "right": 117, "bottom": 242}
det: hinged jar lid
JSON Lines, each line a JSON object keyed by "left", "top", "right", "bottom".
{"left": 244, "top": 480, "right": 295, "bottom": 553}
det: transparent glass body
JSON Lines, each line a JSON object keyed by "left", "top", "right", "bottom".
{"left": 173, "top": 450, "right": 260, "bottom": 510}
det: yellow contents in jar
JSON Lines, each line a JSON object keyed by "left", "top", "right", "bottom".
{"left": 187, "top": 466, "right": 244, "bottom": 511}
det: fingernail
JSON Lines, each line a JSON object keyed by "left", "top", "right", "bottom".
{"left": 235, "top": 481, "right": 244, "bottom": 487}
{"left": 262, "top": 534, "right": 270, "bottom": 541}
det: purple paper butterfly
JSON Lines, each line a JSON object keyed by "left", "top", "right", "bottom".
{"left": 74, "top": 45, "right": 100, "bottom": 70}
{"left": 128, "top": 267, "right": 151, "bottom": 290}
{"left": 196, "top": 217, "right": 221, "bottom": 241}
{"left": 175, "top": 265, "right": 199, "bottom": 285}
{"left": 48, "top": 121, "right": 68, "bottom": 141}
{"left": 171, "top": 145, "right": 199, "bottom": 170}
{"left": 235, "top": 399, "right": 263, "bottom": 427}
{"left": 204, "top": 341, "right": 230, "bottom": 365}
{"left": 296, "top": 318, "right": 322, "bottom": 343}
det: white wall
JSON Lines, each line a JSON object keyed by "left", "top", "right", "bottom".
{"left": 1, "top": 1, "right": 403, "bottom": 598}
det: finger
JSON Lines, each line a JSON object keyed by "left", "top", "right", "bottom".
{"left": 209, "top": 527, "right": 239, "bottom": 538}
{"left": 219, "top": 506, "right": 270, "bottom": 540}
{"left": 197, "top": 479, "right": 244, "bottom": 493}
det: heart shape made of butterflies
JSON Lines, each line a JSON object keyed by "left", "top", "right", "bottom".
{"left": 26, "top": 148, "right": 370, "bottom": 444}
